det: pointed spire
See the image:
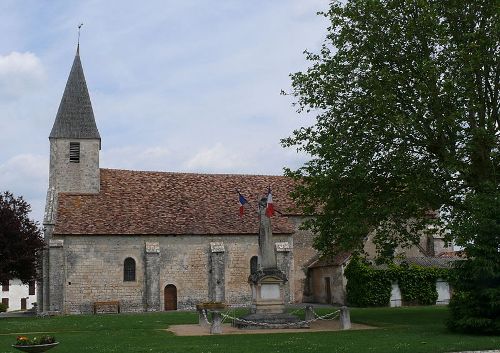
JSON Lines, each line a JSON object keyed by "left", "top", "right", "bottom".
{"left": 49, "top": 44, "right": 100, "bottom": 140}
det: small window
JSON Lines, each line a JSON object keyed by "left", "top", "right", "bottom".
{"left": 1, "top": 281, "right": 8, "bottom": 292}
{"left": 1, "top": 298, "right": 8, "bottom": 307}
{"left": 69, "top": 142, "right": 80, "bottom": 163}
{"left": 29, "top": 281, "right": 35, "bottom": 295}
{"left": 124, "top": 258, "right": 136, "bottom": 282}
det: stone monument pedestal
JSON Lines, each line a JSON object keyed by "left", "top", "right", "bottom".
{"left": 236, "top": 268, "right": 308, "bottom": 329}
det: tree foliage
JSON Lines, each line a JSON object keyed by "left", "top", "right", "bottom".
{"left": 0, "top": 191, "right": 44, "bottom": 283}
{"left": 283, "top": 0, "right": 499, "bottom": 333}
{"left": 283, "top": 0, "right": 499, "bottom": 256}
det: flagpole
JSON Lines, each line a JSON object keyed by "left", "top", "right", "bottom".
{"left": 236, "top": 189, "right": 283, "bottom": 216}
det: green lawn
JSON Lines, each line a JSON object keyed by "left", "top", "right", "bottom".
{"left": 0, "top": 306, "right": 498, "bottom": 353}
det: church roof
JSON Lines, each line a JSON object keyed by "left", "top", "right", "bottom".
{"left": 54, "top": 169, "right": 300, "bottom": 235}
{"left": 49, "top": 48, "right": 101, "bottom": 140}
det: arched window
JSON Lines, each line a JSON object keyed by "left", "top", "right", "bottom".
{"left": 123, "top": 257, "right": 136, "bottom": 281}
{"left": 250, "top": 256, "right": 258, "bottom": 275}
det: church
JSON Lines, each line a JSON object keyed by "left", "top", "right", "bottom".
{"left": 38, "top": 45, "right": 453, "bottom": 314}
{"left": 38, "top": 46, "right": 317, "bottom": 314}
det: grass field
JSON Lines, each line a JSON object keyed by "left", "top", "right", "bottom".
{"left": 0, "top": 306, "right": 498, "bottom": 353}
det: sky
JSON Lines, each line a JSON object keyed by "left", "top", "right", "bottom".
{"left": 0, "top": 0, "right": 329, "bottom": 223}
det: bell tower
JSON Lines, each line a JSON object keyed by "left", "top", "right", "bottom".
{"left": 48, "top": 44, "right": 101, "bottom": 194}
{"left": 40, "top": 44, "right": 101, "bottom": 313}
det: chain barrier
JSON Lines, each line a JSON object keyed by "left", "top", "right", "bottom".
{"left": 288, "top": 308, "right": 302, "bottom": 315}
{"left": 311, "top": 307, "right": 340, "bottom": 320}
{"left": 218, "top": 309, "right": 340, "bottom": 328}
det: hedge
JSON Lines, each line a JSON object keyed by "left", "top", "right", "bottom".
{"left": 345, "top": 256, "right": 449, "bottom": 307}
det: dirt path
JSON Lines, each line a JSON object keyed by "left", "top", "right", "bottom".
{"left": 167, "top": 320, "right": 375, "bottom": 336}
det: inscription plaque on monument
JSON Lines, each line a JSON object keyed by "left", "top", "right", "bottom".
{"left": 260, "top": 283, "right": 280, "bottom": 300}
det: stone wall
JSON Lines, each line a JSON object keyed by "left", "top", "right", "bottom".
{"left": 288, "top": 216, "right": 317, "bottom": 303}
{"left": 55, "top": 234, "right": 297, "bottom": 314}
{"left": 363, "top": 229, "right": 453, "bottom": 259}
{"left": 49, "top": 138, "right": 100, "bottom": 194}
{"left": 309, "top": 265, "right": 346, "bottom": 305}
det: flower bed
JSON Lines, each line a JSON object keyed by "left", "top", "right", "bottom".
{"left": 12, "top": 336, "right": 58, "bottom": 353}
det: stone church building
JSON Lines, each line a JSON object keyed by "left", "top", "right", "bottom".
{"left": 39, "top": 46, "right": 452, "bottom": 315}
{"left": 38, "top": 47, "right": 317, "bottom": 314}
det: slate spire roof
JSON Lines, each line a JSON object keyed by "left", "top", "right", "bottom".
{"left": 49, "top": 46, "right": 100, "bottom": 140}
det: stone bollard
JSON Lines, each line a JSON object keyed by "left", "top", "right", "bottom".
{"left": 198, "top": 309, "right": 210, "bottom": 328}
{"left": 210, "top": 311, "right": 223, "bottom": 334}
{"left": 340, "top": 306, "right": 351, "bottom": 330}
{"left": 305, "top": 305, "right": 315, "bottom": 322}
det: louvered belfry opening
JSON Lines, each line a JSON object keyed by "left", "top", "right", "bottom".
{"left": 69, "top": 142, "right": 80, "bottom": 163}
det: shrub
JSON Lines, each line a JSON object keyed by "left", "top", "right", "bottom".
{"left": 345, "top": 256, "right": 392, "bottom": 306}
{"left": 0, "top": 303, "right": 8, "bottom": 312}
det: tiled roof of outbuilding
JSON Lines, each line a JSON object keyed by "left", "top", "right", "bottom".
{"left": 371, "top": 257, "right": 461, "bottom": 269}
{"left": 54, "top": 169, "right": 300, "bottom": 235}
{"left": 49, "top": 49, "right": 100, "bottom": 140}
{"left": 308, "top": 252, "right": 351, "bottom": 269}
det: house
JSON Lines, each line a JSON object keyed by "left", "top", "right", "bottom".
{"left": 1, "top": 279, "right": 36, "bottom": 311}
{"left": 305, "top": 233, "right": 458, "bottom": 306}
{"left": 38, "top": 46, "right": 317, "bottom": 314}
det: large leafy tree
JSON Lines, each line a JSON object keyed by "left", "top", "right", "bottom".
{"left": 283, "top": 0, "right": 499, "bottom": 333}
{"left": 0, "top": 191, "right": 44, "bottom": 283}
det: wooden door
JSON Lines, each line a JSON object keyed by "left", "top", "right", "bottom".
{"left": 21, "top": 298, "right": 27, "bottom": 310}
{"left": 164, "top": 284, "right": 177, "bottom": 311}
{"left": 324, "top": 277, "right": 332, "bottom": 304}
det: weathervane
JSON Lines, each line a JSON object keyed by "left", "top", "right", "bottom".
{"left": 77, "top": 23, "right": 83, "bottom": 53}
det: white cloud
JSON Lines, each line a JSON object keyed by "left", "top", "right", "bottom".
{"left": 101, "top": 145, "right": 172, "bottom": 171}
{"left": 0, "top": 154, "right": 48, "bottom": 223}
{"left": 0, "top": 51, "right": 46, "bottom": 98}
{"left": 184, "top": 143, "right": 250, "bottom": 173}
{"left": 0, "top": 1, "right": 327, "bottom": 222}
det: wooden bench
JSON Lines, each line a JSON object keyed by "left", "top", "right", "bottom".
{"left": 93, "top": 301, "right": 120, "bottom": 314}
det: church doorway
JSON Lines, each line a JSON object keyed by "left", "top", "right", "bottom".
{"left": 164, "top": 284, "right": 177, "bottom": 311}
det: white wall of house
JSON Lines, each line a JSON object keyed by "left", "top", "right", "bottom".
{"left": 436, "top": 279, "right": 451, "bottom": 305}
{"left": 390, "top": 282, "right": 402, "bottom": 307}
{"left": 1, "top": 279, "right": 37, "bottom": 311}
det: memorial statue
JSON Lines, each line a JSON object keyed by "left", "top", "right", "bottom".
{"left": 258, "top": 196, "right": 277, "bottom": 270}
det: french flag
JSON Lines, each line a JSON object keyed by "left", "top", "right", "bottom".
{"left": 265, "top": 187, "right": 274, "bottom": 217}
{"left": 238, "top": 191, "right": 248, "bottom": 216}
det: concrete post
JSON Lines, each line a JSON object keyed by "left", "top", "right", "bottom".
{"left": 210, "top": 311, "right": 223, "bottom": 334}
{"left": 305, "top": 305, "right": 315, "bottom": 322}
{"left": 198, "top": 309, "right": 210, "bottom": 328}
{"left": 340, "top": 306, "right": 351, "bottom": 330}
{"left": 145, "top": 242, "right": 160, "bottom": 311}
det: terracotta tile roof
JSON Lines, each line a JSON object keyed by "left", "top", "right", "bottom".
{"left": 54, "top": 169, "right": 300, "bottom": 235}
{"left": 438, "top": 250, "right": 465, "bottom": 258}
